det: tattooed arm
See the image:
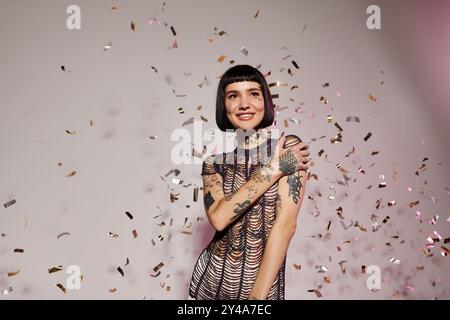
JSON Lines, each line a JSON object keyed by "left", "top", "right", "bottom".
{"left": 249, "top": 135, "right": 309, "bottom": 300}
{"left": 202, "top": 161, "right": 282, "bottom": 232}
{"left": 203, "top": 134, "right": 310, "bottom": 233}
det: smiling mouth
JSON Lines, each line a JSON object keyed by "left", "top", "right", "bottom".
{"left": 236, "top": 113, "right": 255, "bottom": 121}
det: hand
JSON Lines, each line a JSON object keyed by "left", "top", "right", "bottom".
{"left": 270, "top": 132, "right": 310, "bottom": 177}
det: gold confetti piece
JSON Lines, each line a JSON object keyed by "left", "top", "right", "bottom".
{"left": 14, "top": 248, "right": 24, "bottom": 253}
{"left": 200, "top": 115, "right": 208, "bottom": 123}
{"left": 8, "top": 270, "right": 20, "bottom": 277}
{"left": 330, "top": 132, "right": 343, "bottom": 144}
{"left": 58, "top": 162, "right": 63, "bottom": 166}
{"left": 181, "top": 229, "right": 192, "bottom": 235}
{"left": 170, "top": 26, "right": 176, "bottom": 36}
{"left": 103, "top": 42, "right": 113, "bottom": 51}
{"left": 326, "top": 221, "right": 331, "bottom": 231}
{"left": 369, "top": 93, "right": 377, "bottom": 101}
{"left": 387, "top": 200, "right": 396, "bottom": 207}
{"left": 371, "top": 151, "right": 379, "bottom": 155}
{"left": 218, "top": 30, "right": 227, "bottom": 36}
{"left": 320, "top": 96, "right": 328, "bottom": 104}
{"left": 108, "top": 232, "right": 119, "bottom": 238}
{"left": 151, "top": 239, "right": 156, "bottom": 246}
{"left": 109, "top": 288, "right": 117, "bottom": 293}
{"left": 48, "top": 265, "right": 63, "bottom": 274}
{"left": 158, "top": 235, "right": 164, "bottom": 241}
{"left": 307, "top": 289, "right": 322, "bottom": 298}
{"left": 2, "top": 287, "right": 13, "bottom": 295}
{"left": 292, "top": 60, "right": 300, "bottom": 69}
{"left": 324, "top": 276, "right": 332, "bottom": 284}
{"left": 217, "top": 55, "right": 226, "bottom": 63}
{"left": 361, "top": 265, "right": 366, "bottom": 273}
{"left": 193, "top": 187, "right": 199, "bottom": 202}
{"left": 56, "top": 283, "right": 67, "bottom": 294}
{"left": 131, "top": 20, "right": 135, "bottom": 31}
{"left": 66, "top": 171, "right": 77, "bottom": 177}
{"left": 326, "top": 115, "right": 333, "bottom": 123}
{"left": 125, "top": 258, "right": 130, "bottom": 266}
{"left": 318, "top": 149, "right": 324, "bottom": 157}
{"left": 379, "top": 182, "right": 386, "bottom": 188}
{"left": 240, "top": 46, "right": 248, "bottom": 56}
{"left": 177, "top": 107, "right": 185, "bottom": 114}
{"left": 170, "top": 192, "right": 179, "bottom": 203}
{"left": 111, "top": 5, "right": 117, "bottom": 11}
{"left": 287, "top": 68, "right": 293, "bottom": 76}
{"left": 3, "top": 199, "right": 16, "bottom": 208}
{"left": 382, "top": 216, "right": 390, "bottom": 223}
{"left": 293, "top": 264, "right": 301, "bottom": 270}
{"left": 254, "top": 8, "right": 260, "bottom": 18}
{"left": 117, "top": 267, "right": 124, "bottom": 277}
{"left": 60, "top": 65, "right": 71, "bottom": 72}
{"left": 153, "top": 262, "right": 164, "bottom": 274}
{"left": 409, "top": 201, "right": 419, "bottom": 208}
{"left": 363, "top": 132, "right": 372, "bottom": 141}
{"left": 65, "top": 129, "right": 76, "bottom": 135}
{"left": 345, "top": 147, "right": 355, "bottom": 158}
{"left": 125, "top": 211, "right": 133, "bottom": 220}
{"left": 132, "top": 229, "right": 138, "bottom": 238}
{"left": 157, "top": 221, "right": 165, "bottom": 227}
{"left": 149, "top": 135, "right": 158, "bottom": 140}
{"left": 334, "top": 122, "right": 343, "bottom": 131}
{"left": 346, "top": 116, "right": 360, "bottom": 122}
{"left": 322, "top": 82, "right": 330, "bottom": 87}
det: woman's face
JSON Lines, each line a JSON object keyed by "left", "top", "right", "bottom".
{"left": 224, "top": 81, "right": 265, "bottom": 131}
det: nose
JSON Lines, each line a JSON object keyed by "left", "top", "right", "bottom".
{"left": 239, "top": 95, "right": 251, "bottom": 110}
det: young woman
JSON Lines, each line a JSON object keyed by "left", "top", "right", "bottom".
{"left": 188, "top": 64, "right": 310, "bottom": 300}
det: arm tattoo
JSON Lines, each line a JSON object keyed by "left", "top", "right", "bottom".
{"left": 231, "top": 200, "right": 251, "bottom": 221}
{"left": 287, "top": 172, "right": 302, "bottom": 204}
{"left": 279, "top": 150, "right": 298, "bottom": 175}
{"left": 275, "top": 193, "right": 282, "bottom": 211}
{"left": 204, "top": 191, "right": 215, "bottom": 210}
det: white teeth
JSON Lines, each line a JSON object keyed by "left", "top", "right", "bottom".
{"left": 238, "top": 114, "right": 254, "bottom": 119}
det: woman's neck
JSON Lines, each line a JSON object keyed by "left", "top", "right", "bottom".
{"left": 236, "top": 129, "right": 271, "bottom": 149}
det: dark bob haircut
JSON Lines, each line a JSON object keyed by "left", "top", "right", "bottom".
{"left": 216, "top": 64, "right": 275, "bottom": 131}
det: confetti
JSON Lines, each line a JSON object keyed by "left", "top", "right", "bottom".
{"left": 291, "top": 60, "right": 299, "bottom": 69}
{"left": 363, "top": 132, "right": 372, "bottom": 142}
{"left": 108, "top": 232, "right": 119, "bottom": 238}
{"left": 379, "top": 182, "right": 386, "bottom": 188}
{"left": 319, "top": 96, "right": 328, "bottom": 104}
{"left": 7, "top": 270, "right": 20, "bottom": 277}
{"left": 170, "top": 192, "right": 179, "bottom": 202}
{"left": 193, "top": 187, "right": 199, "bottom": 202}
{"left": 369, "top": 93, "right": 377, "bottom": 101}
{"left": 132, "top": 229, "right": 138, "bottom": 238}
{"left": 109, "top": 288, "right": 117, "bottom": 293}
{"left": 65, "top": 129, "right": 76, "bottom": 135}
{"left": 125, "top": 211, "right": 133, "bottom": 220}
{"left": 254, "top": 8, "right": 260, "bottom": 18}
{"left": 308, "top": 289, "right": 322, "bottom": 298}
{"left": 2, "top": 287, "right": 13, "bottom": 295}
{"left": 66, "top": 171, "right": 77, "bottom": 177}
{"left": 217, "top": 55, "right": 226, "bottom": 63}
{"left": 48, "top": 265, "right": 63, "bottom": 274}
{"left": 177, "top": 107, "right": 185, "bottom": 114}
{"left": 240, "top": 47, "right": 249, "bottom": 56}
{"left": 3, "top": 199, "right": 16, "bottom": 208}
{"left": 293, "top": 264, "right": 301, "bottom": 270}
{"left": 389, "top": 257, "right": 400, "bottom": 264}
{"left": 170, "top": 26, "right": 176, "bottom": 36}
{"left": 103, "top": 42, "right": 113, "bottom": 51}
{"left": 13, "top": 248, "right": 24, "bottom": 253}
{"left": 346, "top": 116, "right": 360, "bottom": 122}
{"left": 149, "top": 135, "right": 158, "bottom": 140}
{"left": 56, "top": 283, "right": 67, "bottom": 294}
{"left": 60, "top": 65, "right": 71, "bottom": 72}
{"left": 387, "top": 200, "right": 396, "bottom": 207}
{"left": 117, "top": 267, "right": 124, "bottom": 277}
{"left": 316, "top": 265, "right": 328, "bottom": 273}
{"left": 131, "top": 20, "right": 135, "bottom": 31}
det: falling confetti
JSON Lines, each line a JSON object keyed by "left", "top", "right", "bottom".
{"left": 3, "top": 199, "right": 16, "bottom": 208}
{"left": 48, "top": 265, "right": 63, "bottom": 274}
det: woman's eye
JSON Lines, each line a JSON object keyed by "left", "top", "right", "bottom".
{"left": 228, "top": 94, "right": 236, "bottom": 99}
{"left": 251, "top": 92, "right": 260, "bottom": 96}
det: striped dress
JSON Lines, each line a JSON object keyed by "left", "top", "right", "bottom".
{"left": 188, "top": 138, "right": 286, "bottom": 300}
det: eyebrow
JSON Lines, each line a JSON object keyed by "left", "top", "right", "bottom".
{"left": 225, "top": 88, "right": 262, "bottom": 94}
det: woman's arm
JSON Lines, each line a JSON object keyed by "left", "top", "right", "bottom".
{"left": 248, "top": 169, "right": 308, "bottom": 300}
{"left": 203, "top": 162, "right": 282, "bottom": 232}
